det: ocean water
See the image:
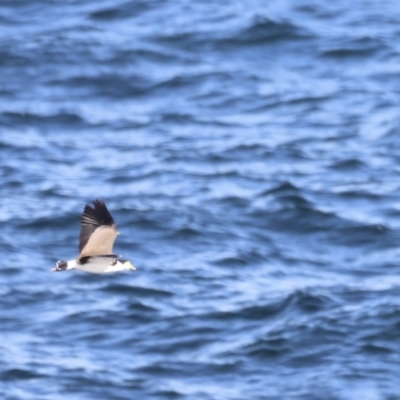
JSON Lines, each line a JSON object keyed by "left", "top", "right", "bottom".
{"left": 2, "top": 1, "right": 400, "bottom": 399}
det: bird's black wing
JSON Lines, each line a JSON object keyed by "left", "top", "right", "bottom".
{"left": 78, "top": 200, "right": 117, "bottom": 255}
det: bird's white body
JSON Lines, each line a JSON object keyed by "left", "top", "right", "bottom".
{"left": 61, "top": 256, "right": 135, "bottom": 274}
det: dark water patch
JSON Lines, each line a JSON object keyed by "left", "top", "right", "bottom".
{"left": 0, "top": 368, "right": 46, "bottom": 381}
{"left": 127, "top": 301, "right": 158, "bottom": 313}
{"left": 329, "top": 158, "right": 367, "bottom": 171}
{"left": 294, "top": 3, "right": 344, "bottom": 20}
{"left": 274, "top": 322, "right": 349, "bottom": 363}
{"left": 0, "top": 49, "right": 31, "bottom": 67}
{"left": 0, "top": 266, "right": 22, "bottom": 276}
{"left": 275, "top": 192, "right": 313, "bottom": 209}
{"left": 51, "top": 374, "right": 138, "bottom": 399}
{"left": 127, "top": 216, "right": 165, "bottom": 232}
{"left": 212, "top": 248, "right": 269, "bottom": 268}
{"left": 361, "top": 343, "right": 392, "bottom": 355}
{"left": 241, "top": 16, "right": 305, "bottom": 42}
{"left": 149, "top": 336, "right": 213, "bottom": 355}
{"left": 249, "top": 203, "right": 339, "bottom": 237}
{"left": 60, "top": 310, "right": 124, "bottom": 328}
{"left": 135, "top": 362, "right": 185, "bottom": 377}
{"left": 1, "top": 179, "right": 24, "bottom": 189}
{"left": 103, "top": 283, "right": 173, "bottom": 298}
{"left": 381, "top": 125, "right": 400, "bottom": 140}
{"left": 0, "top": 141, "right": 14, "bottom": 151}
{"left": 135, "top": 361, "right": 214, "bottom": 378}
{"left": 89, "top": 0, "right": 152, "bottom": 21}
{"left": 167, "top": 227, "right": 201, "bottom": 240}
{"left": 251, "top": 182, "right": 392, "bottom": 244}
{"left": 152, "top": 16, "right": 308, "bottom": 54}
{"left": 233, "top": 316, "right": 348, "bottom": 366}
{"left": 371, "top": 71, "right": 400, "bottom": 88}
{"left": 0, "top": 111, "right": 86, "bottom": 129}
{"left": 332, "top": 223, "right": 397, "bottom": 249}
{"left": 76, "top": 331, "right": 109, "bottom": 342}
{"left": 16, "top": 212, "right": 78, "bottom": 229}
{"left": 154, "top": 73, "right": 213, "bottom": 91}
{"left": 195, "top": 169, "right": 242, "bottom": 179}
{"left": 158, "top": 112, "right": 196, "bottom": 124}
{"left": 35, "top": 187, "right": 75, "bottom": 199}
{"left": 154, "top": 72, "right": 238, "bottom": 104}
{"left": 321, "top": 37, "right": 386, "bottom": 59}
{"left": 150, "top": 389, "right": 184, "bottom": 399}
{"left": 293, "top": 290, "right": 335, "bottom": 313}
{"left": 213, "top": 256, "right": 248, "bottom": 268}
{"left": 335, "top": 189, "right": 382, "bottom": 200}
{"left": 286, "top": 348, "right": 333, "bottom": 368}
{"left": 222, "top": 15, "right": 310, "bottom": 46}
{"left": 258, "top": 181, "right": 301, "bottom": 198}
{"left": 1, "top": 288, "right": 62, "bottom": 309}
{"left": 49, "top": 74, "right": 154, "bottom": 99}
{"left": 214, "top": 196, "right": 250, "bottom": 209}
{"left": 107, "top": 47, "right": 182, "bottom": 66}
{"left": 209, "top": 291, "right": 334, "bottom": 325}
{"left": 339, "top": 287, "right": 388, "bottom": 303}
{"left": 218, "top": 143, "right": 270, "bottom": 162}
{"left": 241, "top": 335, "right": 290, "bottom": 359}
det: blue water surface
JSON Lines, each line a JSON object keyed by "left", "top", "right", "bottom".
{"left": 2, "top": 1, "right": 400, "bottom": 399}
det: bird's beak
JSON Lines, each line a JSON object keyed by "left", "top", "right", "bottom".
{"left": 124, "top": 261, "right": 136, "bottom": 271}
{"left": 51, "top": 267, "right": 60, "bottom": 272}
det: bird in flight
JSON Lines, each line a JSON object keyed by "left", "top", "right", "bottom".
{"left": 52, "top": 200, "right": 135, "bottom": 274}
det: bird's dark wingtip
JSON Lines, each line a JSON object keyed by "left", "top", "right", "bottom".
{"left": 92, "top": 199, "right": 105, "bottom": 208}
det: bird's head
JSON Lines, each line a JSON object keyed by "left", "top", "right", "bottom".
{"left": 52, "top": 260, "right": 68, "bottom": 272}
